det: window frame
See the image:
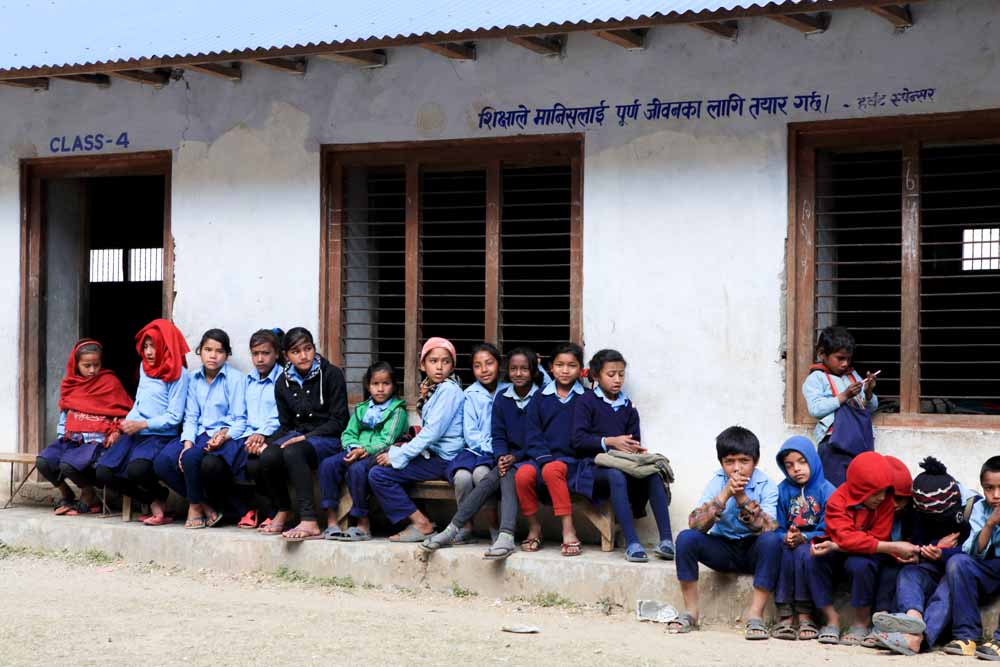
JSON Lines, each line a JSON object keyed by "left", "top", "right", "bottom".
{"left": 786, "top": 108, "right": 1000, "bottom": 429}
{"left": 320, "top": 135, "right": 584, "bottom": 407}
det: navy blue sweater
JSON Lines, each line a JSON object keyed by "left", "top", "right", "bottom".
{"left": 571, "top": 390, "right": 641, "bottom": 458}
{"left": 525, "top": 391, "right": 580, "bottom": 464}
{"left": 491, "top": 392, "right": 533, "bottom": 462}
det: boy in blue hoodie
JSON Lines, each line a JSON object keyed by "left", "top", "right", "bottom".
{"left": 770, "top": 436, "right": 837, "bottom": 641}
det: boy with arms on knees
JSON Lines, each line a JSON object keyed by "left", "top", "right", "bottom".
{"left": 770, "top": 436, "right": 837, "bottom": 641}
{"left": 668, "top": 426, "right": 781, "bottom": 640}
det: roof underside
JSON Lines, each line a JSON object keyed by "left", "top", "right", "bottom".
{"left": 0, "top": 0, "right": 913, "bottom": 77}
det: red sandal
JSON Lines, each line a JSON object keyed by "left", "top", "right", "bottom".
{"left": 238, "top": 510, "right": 258, "bottom": 529}
{"left": 143, "top": 514, "right": 174, "bottom": 526}
{"left": 65, "top": 501, "right": 101, "bottom": 516}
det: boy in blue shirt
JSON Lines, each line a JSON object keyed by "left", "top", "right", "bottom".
{"left": 668, "top": 426, "right": 781, "bottom": 640}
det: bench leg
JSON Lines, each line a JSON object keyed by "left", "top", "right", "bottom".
{"left": 3, "top": 463, "right": 37, "bottom": 510}
{"left": 576, "top": 499, "right": 616, "bottom": 552}
{"left": 121, "top": 495, "right": 133, "bottom": 522}
{"left": 336, "top": 489, "right": 353, "bottom": 531}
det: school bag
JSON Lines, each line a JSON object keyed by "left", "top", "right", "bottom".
{"left": 812, "top": 364, "right": 874, "bottom": 458}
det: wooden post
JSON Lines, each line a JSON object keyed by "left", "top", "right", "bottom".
{"left": 326, "top": 159, "right": 345, "bottom": 365}
{"left": 484, "top": 160, "right": 501, "bottom": 346}
{"left": 569, "top": 155, "right": 584, "bottom": 345}
{"left": 404, "top": 162, "right": 421, "bottom": 409}
{"left": 793, "top": 145, "right": 817, "bottom": 422}
{"left": 900, "top": 141, "right": 922, "bottom": 414}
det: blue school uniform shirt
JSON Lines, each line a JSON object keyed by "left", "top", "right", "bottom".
{"left": 462, "top": 380, "right": 510, "bottom": 456}
{"left": 802, "top": 369, "right": 879, "bottom": 443}
{"left": 361, "top": 399, "right": 391, "bottom": 428}
{"left": 962, "top": 497, "right": 1000, "bottom": 559}
{"left": 492, "top": 384, "right": 539, "bottom": 461}
{"left": 524, "top": 380, "right": 585, "bottom": 463}
{"left": 698, "top": 467, "right": 779, "bottom": 540}
{"left": 244, "top": 363, "right": 281, "bottom": 437}
{"left": 775, "top": 436, "right": 837, "bottom": 540}
{"left": 388, "top": 378, "right": 465, "bottom": 469}
{"left": 125, "top": 366, "right": 190, "bottom": 436}
{"left": 180, "top": 363, "right": 248, "bottom": 443}
{"left": 56, "top": 411, "right": 106, "bottom": 444}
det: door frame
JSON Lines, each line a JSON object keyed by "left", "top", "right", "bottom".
{"left": 18, "top": 150, "right": 172, "bottom": 456}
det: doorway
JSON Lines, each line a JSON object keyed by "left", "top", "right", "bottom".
{"left": 19, "top": 152, "right": 172, "bottom": 454}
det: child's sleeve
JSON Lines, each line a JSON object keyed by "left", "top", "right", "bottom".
{"left": 803, "top": 372, "right": 840, "bottom": 420}
{"left": 776, "top": 492, "right": 790, "bottom": 536}
{"left": 147, "top": 373, "right": 189, "bottom": 432}
{"left": 272, "top": 379, "right": 293, "bottom": 439}
{"left": 688, "top": 478, "right": 725, "bottom": 533}
{"left": 962, "top": 504, "right": 996, "bottom": 559}
{"left": 738, "top": 478, "right": 779, "bottom": 534}
{"left": 389, "top": 384, "right": 463, "bottom": 469}
{"left": 800, "top": 482, "right": 837, "bottom": 541}
{"left": 571, "top": 396, "right": 604, "bottom": 457}
{"left": 462, "top": 392, "right": 490, "bottom": 455}
{"left": 826, "top": 498, "right": 884, "bottom": 554}
{"left": 305, "top": 365, "right": 349, "bottom": 438}
{"left": 340, "top": 408, "right": 363, "bottom": 449}
{"left": 491, "top": 401, "right": 510, "bottom": 460}
{"left": 525, "top": 398, "right": 553, "bottom": 463}
{"left": 223, "top": 375, "right": 247, "bottom": 440}
{"left": 180, "top": 380, "right": 202, "bottom": 444}
{"left": 628, "top": 406, "right": 641, "bottom": 443}
{"left": 367, "top": 403, "right": 408, "bottom": 455}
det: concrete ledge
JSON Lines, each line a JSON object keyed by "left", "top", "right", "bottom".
{"left": 0, "top": 505, "right": 751, "bottom": 626}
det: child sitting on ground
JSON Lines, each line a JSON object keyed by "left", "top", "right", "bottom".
{"left": 806, "top": 451, "right": 919, "bottom": 646}
{"left": 668, "top": 426, "right": 781, "bottom": 640}
{"left": 872, "top": 456, "right": 980, "bottom": 656}
{"left": 571, "top": 349, "right": 674, "bottom": 562}
{"left": 802, "top": 326, "right": 878, "bottom": 486}
{"left": 770, "top": 436, "right": 836, "bottom": 641}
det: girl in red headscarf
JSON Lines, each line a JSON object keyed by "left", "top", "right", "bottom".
{"left": 36, "top": 339, "right": 133, "bottom": 515}
{"left": 95, "top": 319, "right": 190, "bottom": 525}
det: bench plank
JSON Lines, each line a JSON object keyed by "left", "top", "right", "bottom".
{"left": 0, "top": 453, "right": 38, "bottom": 464}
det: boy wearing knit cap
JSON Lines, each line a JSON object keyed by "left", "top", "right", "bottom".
{"left": 873, "top": 457, "right": 980, "bottom": 655}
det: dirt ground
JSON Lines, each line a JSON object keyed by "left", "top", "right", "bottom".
{"left": 0, "top": 546, "right": 966, "bottom": 666}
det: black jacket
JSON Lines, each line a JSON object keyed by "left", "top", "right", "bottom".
{"left": 274, "top": 355, "right": 349, "bottom": 440}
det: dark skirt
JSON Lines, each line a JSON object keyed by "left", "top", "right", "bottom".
{"left": 40, "top": 438, "right": 102, "bottom": 472}
{"left": 97, "top": 433, "right": 173, "bottom": 475}
{"left": 446, "top": 449, "right": 495, "bottom": 482}
{"left": 272, "top": 431, "right": 342, "bottom": 462}
{"left": 217, "top": 437, "right": 250, "bottom": 481}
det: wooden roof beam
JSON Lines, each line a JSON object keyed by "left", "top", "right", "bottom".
{"left": 183, "top": 62, "right": 242, "bottom": 81}
{"left": 420, "top": 42, "right": 476, "bottom": 61}
{"left": 57, "top": 74, "right": 111, "bottom": 87}
{"left": 769, "top": 12, "right": 830, "bottom": 34}
{"left": 868, "top": 4, "right": 913, "bottom": 29}
{"left": 318, "top": 50, "right": 387, "bottom": 68}
{"left": 0, "top": 77, "right": 49, "bottom": 90}
{"left": 255, "top": 57, "right": 307, "bottom": 74}
{"left": 108, "top": 69, "right": 170, "bottom": 87}
{"left": 593, "top": 29, "right": 646, "bottom": 50}
{"left": 691, "top": 21, "right": 739, "bottom": 40}
{"left": 507, "top": 35, "right": 565, "bottom": 56}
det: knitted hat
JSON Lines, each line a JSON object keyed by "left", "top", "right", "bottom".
{"left": 912, "top": 457, "right": 962, "bottom": 516}
{"left": 419, "top": 337, "right": 456, "bottom": 365}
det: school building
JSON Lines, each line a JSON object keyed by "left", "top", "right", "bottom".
{"left": 1, "top": 0, "right": 998, "bottom": 531}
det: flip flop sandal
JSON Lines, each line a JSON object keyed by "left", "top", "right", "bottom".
{"left": 625, "top": 543, "right": 649, "bottom": 563}
{"left": 419, "top": 535, "right": 451, "bottom": 553}
{"left": 322, "top": 525, "right": 347, "bottom": 540}
{"left": 282, "top": 529, "right": 323, "bottom": 542}
{"left": 238, "top": 511, "right": 258, "bottom": 529}
{"left": 771, "top": 618, "right": 798, "bottom": 641}
{"left": 258, "top": 519, "right": 285, "bottom": 535}
{"left": 520, "top": 537, "right": 543, "bottom": 552}
{"left": 875, "top": 632, "right": 917, "bottom": 656}
{"left": 65, "top": 502, "right": 101, "bottom": 516}
{"left": 943, "top": 639, "right": 977, "bottom": 657}
{"left": 798, "top": 619, "right": 819, "bottom": 641}
{"left": 653, "top": 540, "right": 675, "bottom": 560}
{"left": 976, "top": 640, "right": 1000, "bottom": 661}
{"left": 745, "top": 618, "right": 770, "bottom": 641}
{"left": 143, "top": 514, "right": 174, "bottom": 526}
{"left": 666, "top": 613, "right": 698, "bottom": 634}
{"left": 861, "top": 632, "right": 884, "bottom": 649}
{"left": 185, "top": 517, "right": 207, "bottom": 529}
{"left": 389, "top": 524, "right": 433, "bottom": 543}
{"left": 561, "top": 541, "right": 582, "bottom": 557}
{"left": 451, "top": 528, "right": 476, "bottom": 545}
{"left": 205, "top": 512, "right": 224, "bottom": 528}
{"left": 817, "top": 624, "right": 841, "bottom": 645}
{"left": 840, "top": 625, "right": 870, "bottom": 646}
{"left": 340, "top": 526, "right": 372, "bottom": 542}
{"left": 872, "top": 611, "right": 927, "bottom": 635}
{"left": 483, "top": 544, "right": 516, "bottom": 561}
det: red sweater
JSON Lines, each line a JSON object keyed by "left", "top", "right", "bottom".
{"left": 825, "top": 451, "right": 895, "bottom": 554}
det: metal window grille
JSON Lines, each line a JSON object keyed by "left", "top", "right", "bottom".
{"left": 89, "top": 248, "right": 124, "bottom": 283}
{"left": 962, "top": 228, "right": 1000, "bottom": 271}
{"left": 128, "top": 247, "right": 163, "bottom": 282}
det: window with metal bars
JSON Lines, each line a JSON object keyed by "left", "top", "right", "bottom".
{"left": 790, "top": 114, "right": 1000, "bottom": 426}
{"left": 324, "top": 138, "right": 582, "bottom": 404}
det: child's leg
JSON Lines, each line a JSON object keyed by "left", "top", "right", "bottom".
{"left": 153, "top": 439, "right": 187, "bottom": 498}
{"left": 200, "top": 454, "right": 242, "bottom": 518}
{"left": 179, "top": 445, "right": 210, "bottom": 519}
{"left": 806, "top": 550, "right": 843, "bottom": 630}
{"left": 127, "top": 459, "right": 169, "bottom": 513}
{"left": 515, "top": 464, "right": 543, "bottom": 542}
{"left": 257, "top": 443, "right": 292, "bottom": 528}
{"left": 744, "top": 531, "right": 783, "bottom": 622}
{"left": 59, "top": 462, "right": 98, "bottom": 505}
{"left": 875, "top": 561, "right": 902, "bottom": 614}
{"left": 945, "top": 553, "right": 1000, "bottom": 645}
{"left": 429, "top": 466, "right": 504, "bottom": 547}
{"left": 280, "top": 440, "right": 321, "bottom": 537}
{"left": 540, "top": 462, "right": 577, "bottom": 546}
{"left": 473, "top": 465, "right": 499, "bottom": 531}
{"left": 451, "top": 468, "right": 476, "bottom": 534}
{"left": 346, "top": 458, "right": 374, "bottom": 532}
{"left": 36, "top": 447, "right": 74, "bottom": 502}
{"left": 592, "top": 467, "right": 642, "bottom": 556}
{"left": 674, "top": 530, "right": 743, "bottom": 623}
{"left": 369, "top": 455, "right": 448, "bottom": 537}
{"left": 645, "top": 475, "right": 673, "bottom": 543}
{"left": 843, "top": 554, "right": 880, "bottom": 629}
{"left": 774, "top": 545, "right": 797, "bottom": 619}
{"left": 318, "top": 451, "right": 348, "bottom": 515}
{"left": 790, "top": 542, "right": 816, "bottom": 628}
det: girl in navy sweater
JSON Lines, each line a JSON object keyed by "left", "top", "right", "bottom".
{"left": 572, "top": 349, "right": 674, "bottom": 562}
{"left": 422, "top": 347, "right": 544, "bottom": 560}
{"left": 517, "top": 342, "right": 586, "bottom": 557}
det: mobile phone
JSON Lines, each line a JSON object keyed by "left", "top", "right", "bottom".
{"left": 862, "top": 370, "right": 882, "bottom": 384}
{"left": 811, "top": 535, "right": 832, "bottom": 545}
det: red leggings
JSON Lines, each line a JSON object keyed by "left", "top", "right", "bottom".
{"left": 515, "top": 461, "right": 572, "bottom": 517}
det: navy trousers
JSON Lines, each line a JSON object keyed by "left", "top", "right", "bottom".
{"left": 368, "top": 454, "right": 449, "bottom": 524}
{"left": 807, "top": 552, "right": 882, "bottom": 609}
{"left": 875, "top": 561, "right": 902, "bottom": 613}
{"left": 675, "top": 529, "right": 782, "bottom": 591}
{"left": 153, "top": 435, "right": 208, "bottom": 500}
{"left": 945, "top": 554, "right": 1000, "bottom": 643}
{"left": 592, "top": 467, "right": 673, "bottom": 547}
{"left": 319, "top": 450, "right": 379, "bottom": 517}
{"left": 775, "top": 542, "right": 814, "bottom": 614}
{"left": 895, "top": 560, "right": 952, "bottom": 646}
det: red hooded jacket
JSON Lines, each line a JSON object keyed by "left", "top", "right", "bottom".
{"left": 824, "top": 451, "right": 896, "bottom": 554}
{"left": 885, "top": 456, "right": 913, "bottom": 498}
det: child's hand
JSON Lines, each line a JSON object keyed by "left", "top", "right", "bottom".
{"left": 727, "top": 473, "right": 748, "bottom": 498}
{"left": 864, "top": 371, "right": 877, "bottom": 398}
{"left": 178, "top": 441, "right": 193, "bottom": 471}
{"left": 244, "top": 434, "right": 265, "bottom": 455}
{"left": 280, "top": 434, "right": 306, "bottom": 449}
{"left": 205, "top": 428, "right": 228, "bottom": 451}
{"left": 104, "top": 430, "right": 121, "bottom": 448}
{"left": 497, "top": 454, "right": 515, "bottom": 476}
{"left": 987, "top": 505, "right": 1000, "bottom": 529}
{"left": 785, "top": 525, "right": 804, "bottom": 548}
{"left": 920, "top": 544, "right": 943, "bottom": 561}
{"left": 375, "top": 452, "right": 392, "bottom": 467}
{"left": 937, "top": 532, "right": 960, "bottom": 549}
{"left": 120, "top": 420, "right": 147, "bottom": 436}
{"left": 887, "top": 541, "right": 920, "bottom": 563}
{"left": 839, "top": 380, "right": 863, "bottom": 404}
{"left": 344, "top": 448, "right": 367, "bottom": 464}
{"left": 811, "top": 540, "right": 837, "bottom": 557}
{"left": 605, "top": 435, "right": 642, "bottom": 453}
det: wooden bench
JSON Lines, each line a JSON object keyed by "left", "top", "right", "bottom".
{"left": 0, "top": 452, "right": 38, "bottom": 510}
{"left": 335, "top": 479, "right": 617, "bottom": 551}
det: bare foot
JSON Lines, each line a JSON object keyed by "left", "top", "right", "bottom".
{"left": 282, "top": 520, "right": 321, "bottom": 540}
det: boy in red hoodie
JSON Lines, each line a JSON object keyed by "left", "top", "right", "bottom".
{"left": 806, "top": 451, "right": 919, "bottom": 645}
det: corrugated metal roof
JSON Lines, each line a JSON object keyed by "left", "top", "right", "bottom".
{"left": 0, "top": 0, "right": 834, "bottom": 73}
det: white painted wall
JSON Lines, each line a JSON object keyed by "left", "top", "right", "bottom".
{"left": 1, "top": 0, "right": 998, "bottom": 525}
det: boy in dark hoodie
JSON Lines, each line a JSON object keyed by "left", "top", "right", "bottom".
{"left": 770, "top": 436, "right": 837, "bottom": 641}
{"left": 873, "top": 457, "right": 985, "bottom": 656}
{"left": 806, "top": 451, "right": 919, "bottom": 645}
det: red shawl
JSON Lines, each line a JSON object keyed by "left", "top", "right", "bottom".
{"left": 59, "top": 339, "right": 134, "bottom": 436}
{"left": 136, "top": 319, "right": 189, "bottom": 382}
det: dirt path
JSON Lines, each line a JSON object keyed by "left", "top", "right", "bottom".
{"left": 0, "top": 546, "right": 959, "bottom": 666}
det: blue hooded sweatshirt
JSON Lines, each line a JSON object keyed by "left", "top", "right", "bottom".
{"left": 775, "top": 435, "right": 838, "bottom": 540}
